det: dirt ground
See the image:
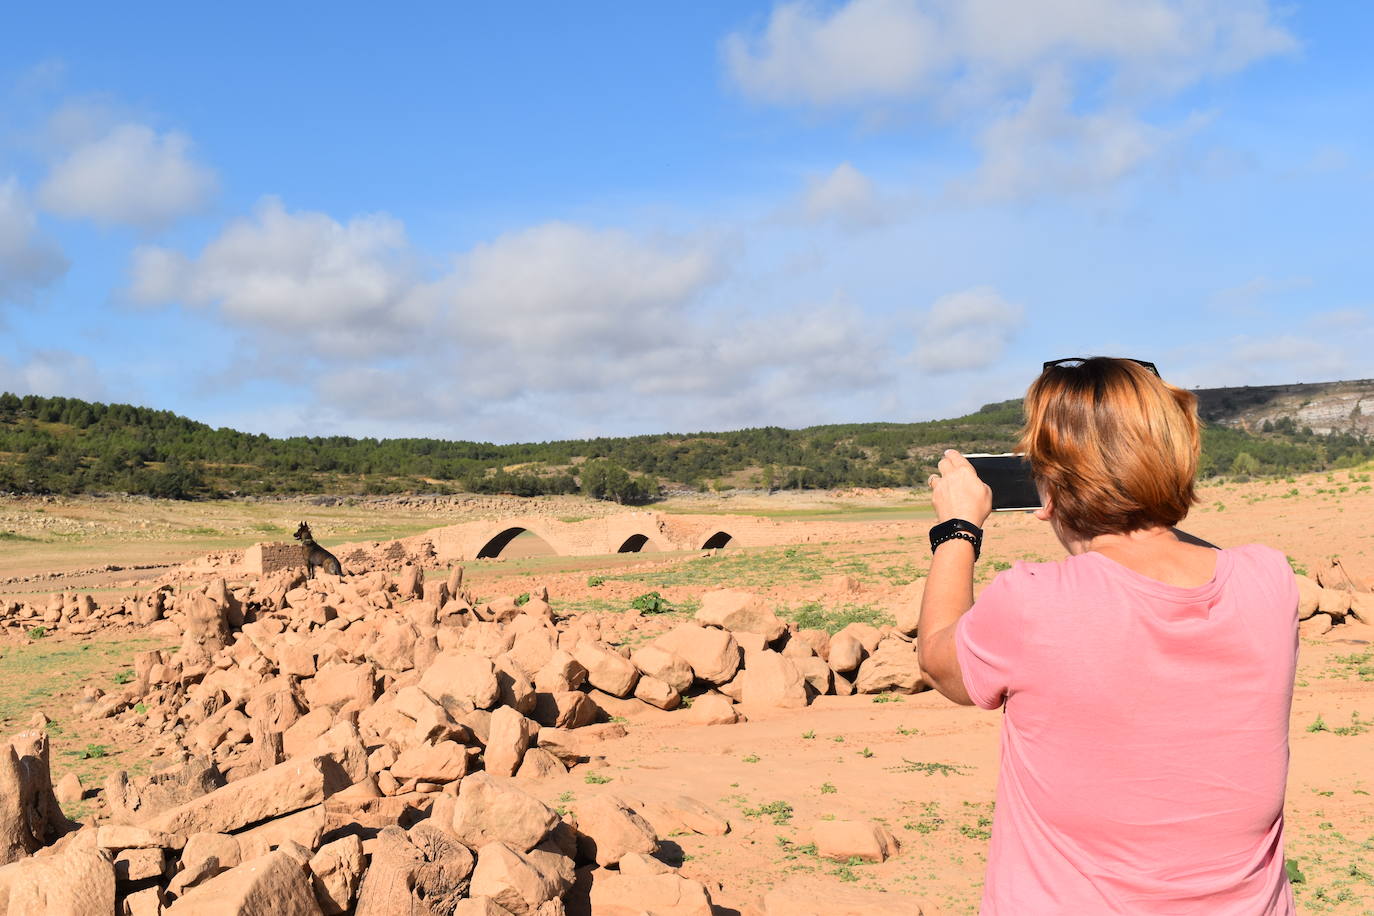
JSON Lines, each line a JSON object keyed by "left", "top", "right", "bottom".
{"left": 1, "top": 469, "right": 1371, "bottom": 913}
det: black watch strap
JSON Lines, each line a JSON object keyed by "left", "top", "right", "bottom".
{"left": 930, "top": 518, "right": 983, "bottom": 561}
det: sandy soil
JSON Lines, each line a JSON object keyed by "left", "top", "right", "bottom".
{"left": 2, "top": 469, "right": 1372, "bottom": 913}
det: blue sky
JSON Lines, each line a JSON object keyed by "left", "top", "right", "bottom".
{"left": 0, "top": 1, "right": 1370, "bottom": 442}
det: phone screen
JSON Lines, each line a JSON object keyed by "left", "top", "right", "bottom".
{"left": 965, "top": 454, "right": 1041, "bottom": 511}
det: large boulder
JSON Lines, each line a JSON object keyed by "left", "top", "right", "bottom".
{"left": 0, "top": 836, "right": 115, "bottom": 914}
{"left": 695, "top": 590, "right": 787, "bottom": 643}
{"left": 308, "top": 834, "right": 364, "bottom": 915}
{"left": 445, "top": 773, "right": 559, "bottom": 853}
{"left": 0, "top": 730, "right": 73, "bottom": 864}
{"left": 420, "top": 651, "right": 501, "bottom": 711}
{"left": 468, "top": 842, "right": 567, "bottom": 916}
{"left": 142, "top": 756, "right": 334, "bottom": 835}
{"left": 571, "top": 641, "right": 639, "bottom": 699}
{"left": 572, "top": 795, "right": 658, "bottom": 866}
{"left": 629, "top": 645, "right": 693, "bottom": 694}
{"left": 813, "top": 819, "right": 899, "bottom": 862}
{"left": 485, "top": 707, "right": 535, "bottom": 778}
{"left": 164, "top": 847, "right": 320, "bottom": 915}
{"left": 652, "top": 625, "right": 740, "bottom": 686}
{"left": 587, "top": 870, "right": 714, "bottom": 916}
{"left": 893, "top": 579, "right": 926, "bottom": 636}
{"left": 855, "top": 646, "right": 927, "bottom": 694}
{"left": 740, "top": 651, "right": 809, "bottom": 708}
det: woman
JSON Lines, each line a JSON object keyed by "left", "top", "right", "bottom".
{"left": 918, "top": 357, "right": 1297, "bottom": 914}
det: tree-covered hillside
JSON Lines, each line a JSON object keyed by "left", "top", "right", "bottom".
{"left": 0, "top": 391, "right": 1369, "bottom": 500}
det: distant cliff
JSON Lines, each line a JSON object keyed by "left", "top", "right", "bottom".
{"left": 1195, "top": 380, "right": 1374, "bottom": 436}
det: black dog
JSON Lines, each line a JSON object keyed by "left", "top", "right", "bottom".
{"left": 293, "top": 521, "right": 344, "bottom": 578}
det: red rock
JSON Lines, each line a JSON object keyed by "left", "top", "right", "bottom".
{"left": 629, "top": 645, "right": 693, "bottom": 694}
{"left": 447, "top": 773, "right": 559, "bottom": 852}
{"left": 163, "top": 847, "right": 319, "bottom": 915}
{"left": 696, "top": 589, "right": 787, "bottom": 642}
{"left": 682, "top": 693, "right": 738, "bottom": 726}
{"left": 571, "top": 641, "right": 639, "bottom": 698}
{"left": 115, "top": 846, "right": 166, "bottom": 881}
{"left": 814, "top": 819, "right": 899, "bottom": 862}
{"left": 532, "top": 651, "right": 588, "bottom": 693}
{"left": 573, "top": 795, "right": 657, "bottom": 866}
{"left": 587, "top": 871, "right": 713, "bottom": 916}
{"left": 420, "top": 651, "right": 500, "bottom": 710}
{"left": 97, "top": 824, "right": 186, "bottom": 850}
{"left": 653, "top": 625, "right": 740, "bottom": 685}
{"left": 390, "top": 740, "right": 469, "bottom": 783}
{"left": 531, "top": 691, "right": 598, "bottom": 730}
{"left": 308, "top": 834, "right": 363, "bottom": 915}
{"left": 827, "top": 632, "right": 865, "bottom": 673}
{"left": 55, "top": 771, "right": 82, "bottom": 805}
{"left": 534, "top": 723, "right": 627, "bottom": 765}
{"left": 855, "top": 646, "right": 927, "bottom": 694}
{"left": 633, "top": 675, "right": 681, "bottom": 710}
{"left": 141, "top": 756, "right": 331, "bottom": 835}
{"left": 0, "top": 837, "right": 115, "bottom": 913}
{"left": 893, "top": 578, "right": 926, "bottom": 636}
{"left": 485, "top": 706, "right": 535, "bottom": 777}
{"left": 514, "top": 748, "right": 567, "bottom": 781}
{"left": 303, "top": 663, "right": 376, "bottom": 712}
{"left": 469, "top": 842, "right": 565, "bottom": 916}
{"left": 740, "top": 650, "right": 809, "bottom": 708}
{"left": 1295, "top": 574, "right": 1323, "bottom": 620}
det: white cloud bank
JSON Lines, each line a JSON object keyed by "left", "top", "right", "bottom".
{"left": 0, "top": 349, "right": 104, "bottom": 400}
{"left": 0, "top": 178, "right": 68, "bottom": 302}
{"left": 727, "top": 0, "right": 1295, "bottom": 198}
{"left": 129, "top": 198, "right": 897, "bottom": 436}
{"left": 40, "top": 123, "right": 217, "bottom": 230}
{"left": 912, "top": 286, "right": 1023, "bottom": 373}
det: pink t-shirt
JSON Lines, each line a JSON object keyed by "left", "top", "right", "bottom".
{"left": 955, "top": 544, "right": 1298, "bottom": 915}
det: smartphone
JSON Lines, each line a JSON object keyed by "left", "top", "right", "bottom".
{"left": 965, "top": 453, "right": 1041, "bottom": 511}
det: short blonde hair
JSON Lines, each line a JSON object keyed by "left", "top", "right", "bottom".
{"left": 1020, "top": 358, "right": 1200, "bottom": 539}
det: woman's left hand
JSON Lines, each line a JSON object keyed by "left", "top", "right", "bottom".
{"left": 928, "top": 449, "right": 993, "bottom": 526}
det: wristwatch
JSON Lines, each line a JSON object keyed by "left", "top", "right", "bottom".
{"left": 929, "top": 518, "right": 983, "bottom": 561}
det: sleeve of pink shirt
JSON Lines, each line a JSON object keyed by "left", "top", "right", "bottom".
{"left": 954, "top": 567, "right": 1028, "bottom": 710}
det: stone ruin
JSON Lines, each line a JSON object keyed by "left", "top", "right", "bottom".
{"left": 0, "top": 552, "right": 1366, "bottom": 914}
{"left": 0, "top": 560, "right": 948, "bottom": 915}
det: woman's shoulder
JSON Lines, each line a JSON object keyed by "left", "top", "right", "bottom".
{"left": 1220, "top": 543, "right": 1293, "bottom": 576}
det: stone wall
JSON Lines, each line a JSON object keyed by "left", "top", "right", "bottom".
{"left": 243, "top": 542, "right": 305, "bottom": 575}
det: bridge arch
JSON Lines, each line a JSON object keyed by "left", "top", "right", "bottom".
{"left": 476, "top": 526, "right": 558, "bottom": 559}
{"left": 700, "top": 531, "right": 733, "bottom": 550}
{"left": 616, "top": 533, "right": 657, "bottom": 553}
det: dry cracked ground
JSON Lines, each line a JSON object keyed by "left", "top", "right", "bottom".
{"left": 0, "top": 472, "right": 1371, "bottom": 915}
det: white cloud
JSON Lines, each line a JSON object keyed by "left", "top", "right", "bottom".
{"left": 725, "top": 0, "right": 1295, "bottom": 197}
{"left": 912, "top": 286, "right": 1023, "bottom": 373}
{"left": 802, "top": 162, "right": 884, "bottom": 227}
{"left": 724, "top": 0, "right": 940, "bottom": 105}
{"left": 0, "top": 349, "right": 104, "bottom": 400}
{"left": 128, "top": 197, "right": 426, "bottom": 355}
{"left": 0, "top": 178, "right": 68, "bottom": 302}
{"left": 726, "top": 0, "right": 1294, "bottom": 106}
{"left": 129, "top": 197, "right": 899, "bottom": 437}
{"left": 39, "top": 123, "right": 217, "bottom": 230}
{"left": 965, "top": 70, "right": 1181, "bottom": 200}
{"left": 446, "top": 221, "right": 720, "bottom": 354}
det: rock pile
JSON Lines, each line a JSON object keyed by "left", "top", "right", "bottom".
{"left": 0, "top": 566, "right": 933, "bottom": 914}
{"left": 1298, "top": 559, "right": 1374, "bottom": 637}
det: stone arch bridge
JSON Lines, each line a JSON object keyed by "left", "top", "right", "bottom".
{"left": 430, "top": 511, "right": 797, "bottom": 563}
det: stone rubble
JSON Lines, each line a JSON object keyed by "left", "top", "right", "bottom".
{"left": 3, "top": 546, "right": 1360, "bottom": 913}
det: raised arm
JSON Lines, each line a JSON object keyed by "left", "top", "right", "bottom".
{"left": 917, "top": 450, "right": 992, "bottom": 706}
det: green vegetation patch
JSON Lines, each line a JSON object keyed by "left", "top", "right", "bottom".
{"left": 781, "top": 601, "right": 895, "bottom": 635}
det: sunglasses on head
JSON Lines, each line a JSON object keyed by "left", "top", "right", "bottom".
{"left": 1042, "top": 357, "right": 1160, "bottom": 378}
